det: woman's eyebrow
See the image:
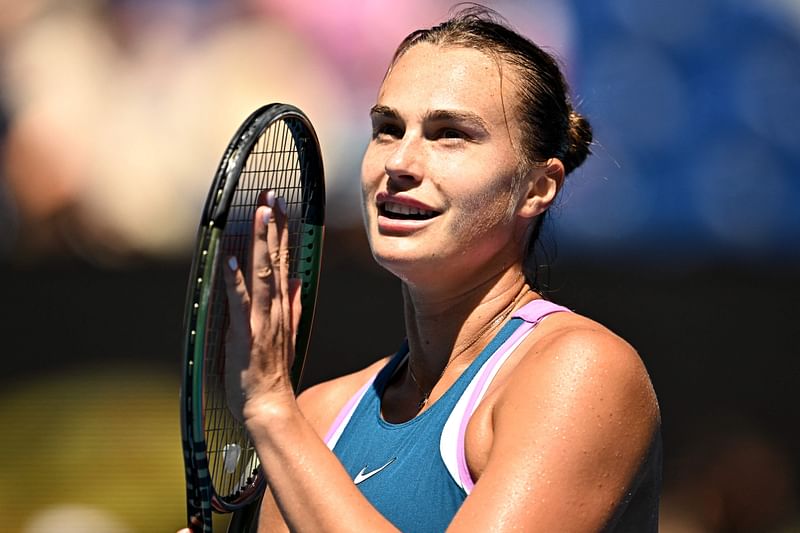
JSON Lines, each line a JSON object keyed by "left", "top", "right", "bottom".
{"left": 369, "top": 105, "right": 399, "bottom": 121}
{"left": 425, "top": 110, "right": 489, "bottom": 132}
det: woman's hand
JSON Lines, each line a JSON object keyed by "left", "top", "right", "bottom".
{"left": 223, "top": 190, "right": 303, "bottom": 424}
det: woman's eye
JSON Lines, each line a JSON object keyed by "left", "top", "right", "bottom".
{"left": 436, "top": 128, "right": 468, "bottom": 140}
{"left": 373, "top": 124, "right": 403, "bottom": 139}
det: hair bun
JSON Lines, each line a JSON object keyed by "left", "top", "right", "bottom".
{"left": 563, "top": 110, "right": 593, "bottom": 175}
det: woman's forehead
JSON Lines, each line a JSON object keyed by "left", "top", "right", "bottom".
{"left": 377, "top": 43, "right": 519, "bottom": 126}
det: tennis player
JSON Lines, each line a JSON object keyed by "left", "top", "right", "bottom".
{"left": 184, "top": 6, "right": 661, "bottom": 532}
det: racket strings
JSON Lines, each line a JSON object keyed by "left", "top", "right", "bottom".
{"left": 202, "top": 117, "right": 314, "bottom": 503}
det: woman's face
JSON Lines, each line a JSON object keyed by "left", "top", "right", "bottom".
{"left": 361, "top": 43, "right": 532, "bottom": 287}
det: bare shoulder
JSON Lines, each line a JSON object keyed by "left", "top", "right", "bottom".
{"left": 502, "top": 311, "right": 660, "bottom": 425}
{"left": 515, "top": 311, "right": 658, "bottom": 414}
{"left": 296, "top": 357, "right": 391, "bottom": 439}
{"left": 494, "top": 309, "right": 660, "bottom": 455}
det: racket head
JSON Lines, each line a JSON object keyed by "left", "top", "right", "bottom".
{"left": 181, "top": 103, "right": 325, "bottom": 517}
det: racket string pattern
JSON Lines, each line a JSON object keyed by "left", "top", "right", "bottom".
{"left": 203, "top": 118, "right": 308, "bottom": 505}
{"left": 182, "top": 104, "right": 324, "bottom": 532}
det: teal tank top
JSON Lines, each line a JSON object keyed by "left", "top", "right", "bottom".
{"left": 323, "top": 300, "right": 660, "bottom": 531}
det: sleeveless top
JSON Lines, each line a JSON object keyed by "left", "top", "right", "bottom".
{"left": 324, "top": 300, "right": 661, "bottom": 532}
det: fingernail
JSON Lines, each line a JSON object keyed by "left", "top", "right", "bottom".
{"left": 266, "top": 190, "right": 275, "bottom": 207}
{"left": 277, "top": 196, "right": 287, "bottom": 214}
{"left": 262, "top": 206, "right": 272, "bottom": 225}
{"left": 228, "top": 256, "right": 238, "bottom": 271}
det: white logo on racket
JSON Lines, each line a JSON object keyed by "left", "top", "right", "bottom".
{"left": 223, "top": 443, "right": 241, "bottom": 474}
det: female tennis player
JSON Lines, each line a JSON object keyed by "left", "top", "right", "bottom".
{"left": 183, "top": 7, "right": 661, "bottom": 532}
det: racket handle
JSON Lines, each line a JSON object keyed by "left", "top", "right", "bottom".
{"left": 227, "top": 497, "right": 262, "bottom": 533}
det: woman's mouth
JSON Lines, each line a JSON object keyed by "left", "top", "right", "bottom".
{"left": 379, "top": 201, "right": 441, "bottom": 221}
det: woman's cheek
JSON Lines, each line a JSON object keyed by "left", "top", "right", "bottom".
{"left": 451, "top": 182, "right": 514, "bottom": 238}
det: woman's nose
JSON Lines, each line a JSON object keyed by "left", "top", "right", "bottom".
{"left": 385, "top": 134, "right": 423, "bottom": 184}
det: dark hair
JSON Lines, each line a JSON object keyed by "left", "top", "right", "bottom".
{"left": 390, "top": 5, "right": 593, "bottom": 290}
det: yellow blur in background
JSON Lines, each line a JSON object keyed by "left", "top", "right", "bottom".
{"left": 0, "top": 368, "right": 186, "bottom": 531}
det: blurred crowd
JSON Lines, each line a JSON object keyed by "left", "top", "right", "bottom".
{"left": 1, "top": 0, "right": 798, "bottom": 531}
{"left": 0, "top": 0, "right": 364, "bottom": 262}
{"left": 1, "top": 0, "right": 798, "bottom": 266}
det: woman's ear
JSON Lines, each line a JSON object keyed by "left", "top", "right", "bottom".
{"left": 518, "top": 158, "right": 565, "bottom": 219}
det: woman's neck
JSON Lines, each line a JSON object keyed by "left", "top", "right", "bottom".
{"left": 400, "top": 266, "right": 536, "bottom": 391}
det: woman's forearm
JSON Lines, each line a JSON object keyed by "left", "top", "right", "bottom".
{"left": 247, "top": 401, "right": 399, "bottom": 533}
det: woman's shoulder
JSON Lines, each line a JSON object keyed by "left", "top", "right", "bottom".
{"left": 497, "top": 307, "right": 660, "bottom": 432}
{"left": 296, "top": 356, "right": 392, "bottom": 439}
{"left": 515, "top": 309, "right": 657, "bottom": 402}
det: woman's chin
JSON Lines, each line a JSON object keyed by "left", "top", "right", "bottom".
{"left": 371, "top": 249, "right": 419, "bottom": 272}
{"left": 371, "top": 248, "right": 437, "bottom": 281}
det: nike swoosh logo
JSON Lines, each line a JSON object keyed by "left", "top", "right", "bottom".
{"left": 353, "top": 457, "right": 396, "bottom": 485}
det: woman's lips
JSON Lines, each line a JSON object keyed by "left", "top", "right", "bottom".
{"left": 376, "top": 194, "right": 441, "bottom": 231}
{"left": 375, "top": 192, "right": 441, "bottom": 218}
{"left": 374, "top": 192, "right": 442, "bottom": 233}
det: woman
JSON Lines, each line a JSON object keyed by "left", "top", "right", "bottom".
{"left": 198, "top": 7, "right": 661, "bottom": 532}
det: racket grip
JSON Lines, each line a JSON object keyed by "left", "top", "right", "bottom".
{"left": 227, "top": 497, "right": 262, "bottom": 532}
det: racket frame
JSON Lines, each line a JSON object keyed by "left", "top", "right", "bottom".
{"left": 180, "top": 103, "right": 325, "bottom": 531}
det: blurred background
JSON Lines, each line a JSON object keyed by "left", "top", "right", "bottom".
{"left": 0, "top": 0, "right": 798, "bottom": 531}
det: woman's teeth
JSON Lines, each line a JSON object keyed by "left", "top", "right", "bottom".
{"left": 383, "top": 201, "right": 437, "bottom": 218}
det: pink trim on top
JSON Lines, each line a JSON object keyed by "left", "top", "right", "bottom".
{"left": 456, "top": 299, "right": 571, "bottom": 491}
{"left": 513, "top": 299, "right": 570, "bottom": 324}
{"left": 324, "top": 374, "right": 377, "bottom": 446}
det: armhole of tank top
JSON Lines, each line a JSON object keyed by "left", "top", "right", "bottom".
{"left": 323, "top": 353, "right": 409, "bottom": 450}
{"left": 439, "top": 321, "right": 537, "bottom": 492}
{"left": 440, "top": 301, "right": 572, "bottom": 493}
{"left": 324, "top": 373, "right": 378, "bottom": 450}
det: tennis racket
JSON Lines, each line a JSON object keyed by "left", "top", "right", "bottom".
{"left": 180, "top": 103, "right": 325, "bottom": 532}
